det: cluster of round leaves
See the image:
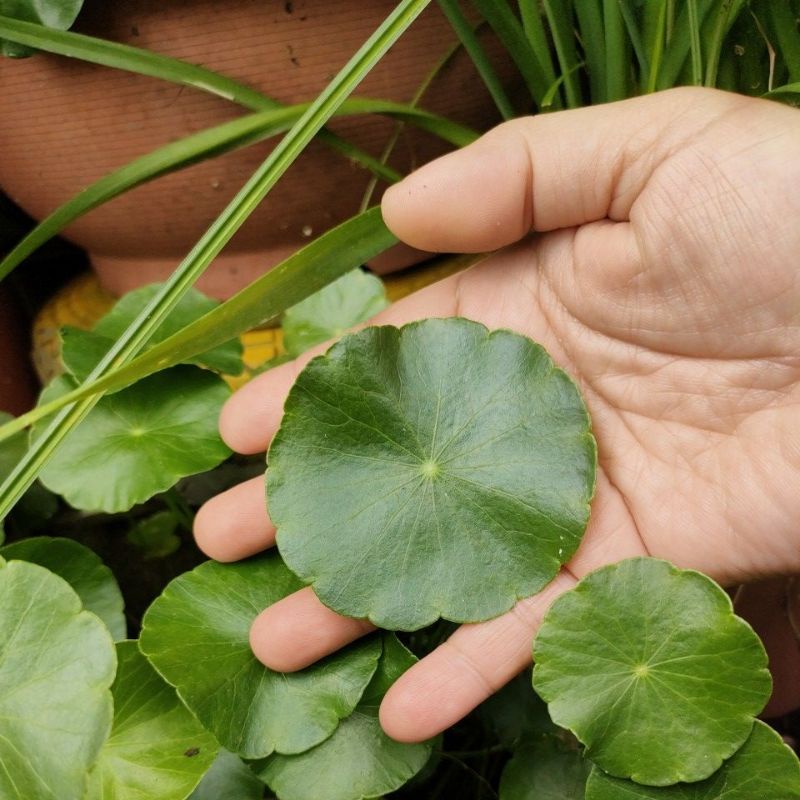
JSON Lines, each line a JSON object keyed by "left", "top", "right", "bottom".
{"left": 34, "top": 284, "right": 241, "bottom": 513}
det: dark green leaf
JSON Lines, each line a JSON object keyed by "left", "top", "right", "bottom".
{"left": 270, "top": 318, "right": 596, "bottom": 630}
{"left": 0, "top": 556, "right": 115, "bottom": 800}
{"left": 85, "top": 641, "right": 218, "bottom": 800}
{"left": 282, "top": 269, "right": 388, "bottom": 357}
{"left": 585, "top": 720, "right": 800, "bottom": 799}
{"left": 139, "top": 552, "right": 382, "bottom": 759}
{"left": 532, "top": 558, "right": 772, "bottom": 785}
{"left": 499, "top": 736, "right": 591, "bottom": 800}
{"left": 189, "top": 749, "right": 265, "bottom": 800}
{"left": 255, "top": 634, "right": 432, "bottom": 800}
{"left": 0, "top": 536, "right": 125, "bottom": 639}
{"left": 127, "top": 511, "right": 182, "bottom": 560}
{"left": 34, "top": 367, "right": 231, "bottom": 512}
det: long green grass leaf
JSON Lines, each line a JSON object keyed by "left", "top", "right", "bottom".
{"left": 704, "top": 0, "right": 747, "bottom": 87}
{"left": 686, "top": 0, "right": 704, "bottom": 85}
{"left": 657, "top": 0, "right": 714, "bottom": 89}
{"left": 574, "top": 0, "right": 606, "bottom": 103}
{"left": 603, "top": 0, "right": 628, "bottom": 101}
{"left": 643, "top": 0, "right": 669, "bottom": 92}
{"left": 518, "top": 0, "right": 560, "bottom": 105}
{"left": 438, "top": 0, "right": 516, "bottom": 119}
{"left": 472, "top": 0, "right": 551, "bottom": 105}
{"left": 617, "top": 1, "right": 650, "bottom": 86}
{"left": 763, "top": 81, "right": 800, "bottom": 98}
{"left": 0, "top": 0, "right": 433, "bottom": 520}
{"left": 0, "top": 99, "right": 476, "bottom": 282}
{"left": 542, "top": 0, "right": 582, "bottom": 108}
{"left": 765, "top": 2, "right": 800, "bottom": 83}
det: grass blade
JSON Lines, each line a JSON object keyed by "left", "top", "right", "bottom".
{"left": 686, "top": 0, "right": 704, "bottom": 85}
{"left": 438, "top": 0, "right": 516, "bottom": 119}
{"left": 704, "top": 0, "right": 747, "bottom": 87}
{"left": 617, "top": 1, "right": 650, "bottom": 86}
{"left": 603, "top": 0, "right": 628, "bottom": 101}
{"left": 657, "top": 0, "right": 715, "bottom": 89}
{"left": 0, "top": 0, "right": 434, "bottom": 520}
{"left": 0, "top": 99, "right": 477, "bottom": 281}
{"left": 574, "top": 0, "right": 606, "bottom": 103}
{"left": 542, "top": 0, "right": 583, "bottom": 108}
{"left": 472, "top": 0, "right": 551, "bottom": 105}
{"left": 764, "top": 2, "right": 800, "bottom": 83}
{"left": 518, "top": 0, "right": 560, "bottom": 104}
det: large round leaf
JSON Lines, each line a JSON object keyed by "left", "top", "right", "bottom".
{"left": 256, "top": 634, "right": 433, "bottom": 800}
{"left": 499, "top": 737, "right": 590, "bottom": 800}
{"left": 85, "top": 641, "right": 217, "bottom": 800}
{"left": 270, "top": 318, "right": 596, "bottom": 630}
{"left": 585, "top": 720, "right": 800, "bottom": 799}
{"left": 0, "top": 556, "right": 116, "bottom": 800}
{"left": 61, "top": 283, "right": 243, "bottom": 381}
{"left": 0, "top": 536, "right": 126, "bottom": 639}
{"left": 139, "top": 553, "right": 381, "bottom": 759}
{"left": 532, "top": 558, "right": 772, "bottom": 785}
{"left": 282, "top": 269, "right": 388, "bottom": 357}
{"left": 35, "top": 366, "right": 231, "bottom": 512}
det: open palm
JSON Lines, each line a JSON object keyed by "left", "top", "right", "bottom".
{"left": 196, "top": 88, "right": 800, "bottom": 740}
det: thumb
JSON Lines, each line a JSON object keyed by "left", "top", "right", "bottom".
{"left": 381, "top": 87, "right": 743, "bottom": 253}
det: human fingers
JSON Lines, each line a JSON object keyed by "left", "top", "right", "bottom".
{"left": 219, "top": 270, "right": 459, "bottom": 454}
{"left": 193, "top": 475, "right": 275, "bottom": 562}
{"left": 249, "top": 586, "right": 376, "bottom": 672}
{"left": 381, "top": 87, "right": 744, "bottom": 253}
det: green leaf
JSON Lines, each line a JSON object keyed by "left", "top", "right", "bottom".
{"left": 127, "top": 511, "right": 182, "bottom": 560}
{"left": 65, "top": 284, "right": 244, "bottom": 378}
{"left": 282, "top": 269, "right": 389, "bottom": 357}
{"left": 85, "top": 641, "right": 217, "bottom": 800}
{"left": 139, "top": 552, "right": 382, "bottom": 759}
{"left": 255, "top": 634, "right": 432, "bottom": 800}
{"left": 532, "top": 558, "right": 772, "bottom": 786}
{"left": 270, "top": 318, "right": 596, "bottom": 631}
{"left": 585, "top": 720, "right": 800, "bottom": 799}
{"left": 34, "top": 367, "right": 231, "bottom": 513}
{"left": 0, "top": 536, "right": 125, "bottom": 639}
{"left": 0, "top": 557, "right": 115, "bottom": 800}
{"left": 0, "top": 0, "right": 82, "bottom": 57}
{"left": 499, "top": 736, "right": 590, "bottom": 800}
{"left": 189, "top": 749, "right": 265, "bottom": 800}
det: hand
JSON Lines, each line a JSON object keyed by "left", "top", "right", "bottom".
{"left": 195, "top": 88, "right": 800, "bottom": 740}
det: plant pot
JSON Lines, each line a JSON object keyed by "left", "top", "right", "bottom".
{"left": 0, "top": 0, "right": 518, "bottom": 299}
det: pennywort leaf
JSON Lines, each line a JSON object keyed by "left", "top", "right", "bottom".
{"left": 499, "top": 736, "right": 590, "bottom": 800}
{"left": 270, "top": 318, "right": 596, "bottom": 631}
{"left": 139, "top": 553, "right": 382, "bottom": 759}
{"left": 0, "top": 536, "right": 125, "bottom": 639}
{"left": 255, "top": 634, "right": 433, "bottom": 800}
{"left": 282, "top": 269, "right": 389, "bottom": 357}
{"left": 85, "top": 641, "right": 218, "bottom": 800}
{"left": 33, "top": 368, "right": 231, "bottom": 513}
{"left": 0, "top": 2, "right": 82, "bottom": 57}
{"left": 532, "top": 558, "right": 772, "bottom": 786}
{"left": 584, "top": 720, "right": 800, "bottom": 799}
{"left": 0, "top": 557, "right": 116, "bottom": 800}
{"left": 189, "top": 749, "right": 265, "bottom": 800}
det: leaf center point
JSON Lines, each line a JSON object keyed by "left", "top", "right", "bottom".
{"left": 420, "top": 459, "right": 440, "bottom": 480}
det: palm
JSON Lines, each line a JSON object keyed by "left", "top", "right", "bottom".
{"left": 197, "top": 89, "right": 800, "bottom": 740}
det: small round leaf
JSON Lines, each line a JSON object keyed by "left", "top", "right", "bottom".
{"left": 255, "top": 634, "right": 432, "bottom": 800}
{"left": 282, "top": 269, "right": 388, "bottom": 357}
{"left": 270, "top": 318, "right": 596, "bottom": 630}
{"left": 140, "top": 553, "right": 381, "bottom": 759}
{"left": 585, "top": 720, "right": 800, "bottom": 799}
{"left": 0, "top": 536, "right": 126, "bottom": 639}
{"left": 0, "top": 557, "right": 116, "bottom": 800}
{"left": 532, "top": 558, "right": 772, "bottom": 785}
{"left": 499, "top": 736, "right": 590, "bottom": 800}
{"left": 85, "top": 641, "right": 218, "bottom": 800}
{"left": 35, "top": 367, "right": 231, "bottom": 512}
